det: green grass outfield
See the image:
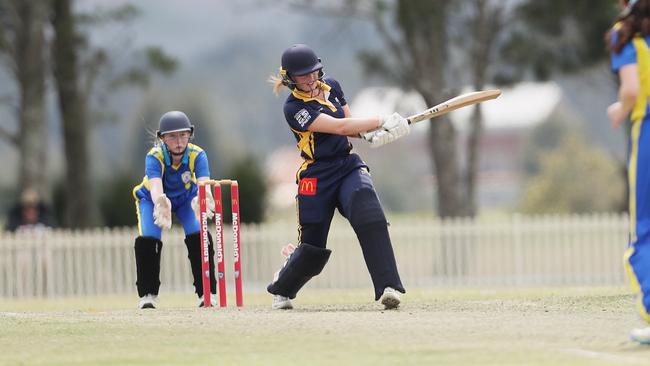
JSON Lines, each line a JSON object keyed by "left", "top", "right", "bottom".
{"left": 1, "top": 287, "right": 649, "bottom": 366}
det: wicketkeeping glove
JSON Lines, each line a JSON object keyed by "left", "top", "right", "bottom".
{"left": 191, "top": 187, "right": 215, "bottom": 221}
{"left": 153, "top": 194, "right": 172, "bottom": 229}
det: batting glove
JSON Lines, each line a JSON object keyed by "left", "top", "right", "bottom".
{"left": 380, "top": 112, "right": 410, "bottom": 139}
{"left": 153, "top": 194, "right": 172, "bottom": 229}
{"left": 360, "top": 129, "right": 380, "bottom": 142}
{"left": 368, "top": 129, "right": 397, "bottom": 148}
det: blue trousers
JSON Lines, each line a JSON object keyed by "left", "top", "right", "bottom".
{"left": 134, "top": 190, "right": 199, "bottom": 239}
{"left": 626, "top": 117, "right": 650, "bottom": 322}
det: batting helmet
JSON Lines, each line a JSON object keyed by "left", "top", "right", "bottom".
{"left": 156, "top": 111, "right": 194, "bottom": 138}
{"left": 280, "top": 44, "right": 323, "bottom": 89}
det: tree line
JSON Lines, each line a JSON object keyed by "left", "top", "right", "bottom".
{"left": 0, "top": 0, "right": 622, "bottom": 228}
{"left": 0, "top": 0, "right": 176, "bottom": 228}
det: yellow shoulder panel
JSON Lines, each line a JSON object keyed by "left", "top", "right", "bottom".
{"left": 631, "top": 37, "right": 650, "bottom": 123}
{"left": 146, "top": 146, "right": 165, "bottom": 176}
{"left": 188, "top": 143, "right": 204, "bottom": 173}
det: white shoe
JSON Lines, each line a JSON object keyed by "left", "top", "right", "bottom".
{"left": 380, "top": 287, "right": 401, "bottom": 310}
{"left": 630, "top": 327, "right": 650, "bottom": 344}
{"left": 272, "top": 295, "right": 293, "bottom": 310}
{"left": 198, "top": 293, "right": 218, "bottom": 308}
{"left": 138, "top": 294, "right": 158, "bottom": 309}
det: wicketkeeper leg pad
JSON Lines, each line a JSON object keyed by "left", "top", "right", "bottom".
{"left": 134, "top": 236, "right": 163, "bottom": 297}
{"left": 267, "top": 243, "right": 332, "bottom": 299}
{"left": 184, "top": 232, "right": 217, "bottom": 297}
{"left": 348, "top": 188, "right": 405, "bottom": 300}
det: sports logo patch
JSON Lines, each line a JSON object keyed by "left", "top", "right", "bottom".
{"left": 299, "top": 178, "right": 317, "bottom": 195}
{"left": 294, "top": 108, "right": 311, "bottom": 127}
{"left": 182, "top": 171, "right": 192, "bottom": 184}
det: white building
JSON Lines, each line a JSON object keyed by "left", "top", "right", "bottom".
{"left": 350, "top": 82, "right": 568, "bottom": 211}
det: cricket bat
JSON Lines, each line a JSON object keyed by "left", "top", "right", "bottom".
{"left": 407, "top": 89, "right": 501, "bottom": 125}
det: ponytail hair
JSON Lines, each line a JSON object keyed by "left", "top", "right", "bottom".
{"left": 268, "top": 73, "right": 287, "bottom": 95}
{"left": 149, "top": 128, "right": 162, "bottom": 147}
{"left": 269, "top": 67, "right": 297, "bottom": 95}
{"left": 607, "top": 0, "right": 650, "bottom": 54}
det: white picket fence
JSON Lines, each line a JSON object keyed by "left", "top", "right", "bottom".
{"left": 0, "top": 213, "right": 630, "bottom": 298}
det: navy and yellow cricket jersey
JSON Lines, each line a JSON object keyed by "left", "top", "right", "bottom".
{"left": 284, "top": 76, "right": 353, "bottom": 162}
{"left": 276, "top": 74, "right": 405, "bottom": 301}
{"left": 611, "top": 26, "right": 650, "bottom": 322}
{"left": 132, "top": 143, "right": 210, "bottom": 202}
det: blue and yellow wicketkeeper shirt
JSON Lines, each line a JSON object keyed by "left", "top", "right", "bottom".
{"left": 611, "top": 29, "right": 650, "bottom": 242}
{"left": 612, "top": 27, "right": 650, "bottom": 322}
{"left": 133, "top": 143, "right": 210, "bottom": 202}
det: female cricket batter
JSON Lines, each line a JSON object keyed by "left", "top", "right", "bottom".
{"left": 267, "top": 44, "right": 409, "bottom": 310}
{"left": 607, "top": 0, "right": 650, "bottom": 344}
{"left": 132, "top": 111, "right": 217, "bottom": 309}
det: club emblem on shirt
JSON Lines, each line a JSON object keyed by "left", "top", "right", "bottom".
{"left": 294, "top": 108, "right": 311, "bottom": 127}
{"left": 182, "top": 171, "right": 192, "bottom": 184}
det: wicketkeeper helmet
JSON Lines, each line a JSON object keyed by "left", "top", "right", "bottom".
{"left": 156, "top": 111, "right": 194, "bottom": 138}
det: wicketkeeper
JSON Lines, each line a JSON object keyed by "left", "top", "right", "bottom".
{"left": 132, "top": 111, "right": 217, "bottom": 309}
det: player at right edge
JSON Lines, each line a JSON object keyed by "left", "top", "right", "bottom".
{"left": 607, "top": 0, "right": 650, "bottom": 345}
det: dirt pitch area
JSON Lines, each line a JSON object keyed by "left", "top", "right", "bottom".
{"left": 1, "top": 287, "right": 650, "bottom": 366}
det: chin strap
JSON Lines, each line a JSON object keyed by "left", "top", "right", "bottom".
{"left": 161, "top": 143, "right": 190, "bottom": 166}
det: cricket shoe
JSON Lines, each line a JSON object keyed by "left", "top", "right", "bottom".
{"left": 138, "top": 294, "right": 158, "bottom": 309}
{"left": 272, "top": 295, "right": 293, "bottom": 310}
{"left": 198, "top": 294, "right": 218, "bottom": 308}
{"left": 380, "top": 287, "right": 401, "bottom": 310}
{"left": 630, "top": 327, "right": 650, "bottom": 344}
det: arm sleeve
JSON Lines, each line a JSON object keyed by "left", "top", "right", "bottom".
{"left": 284, "top": 101, "right": 321, "bottom": 132}
{"left": 611, "top": 32, "right": 637, "bottom": 72}
{"left": 194, "top": 151, "right": 210, "bottom": 178}
{"left": 145, "top": 155, "right": 163, "bottom": 179}
{"left": 325, "top": 77, "right": 347, "bottom": 106}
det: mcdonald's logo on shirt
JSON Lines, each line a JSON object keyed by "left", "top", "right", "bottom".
{"left": 299, "top": 178, "right": 317, "bottom": 196}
